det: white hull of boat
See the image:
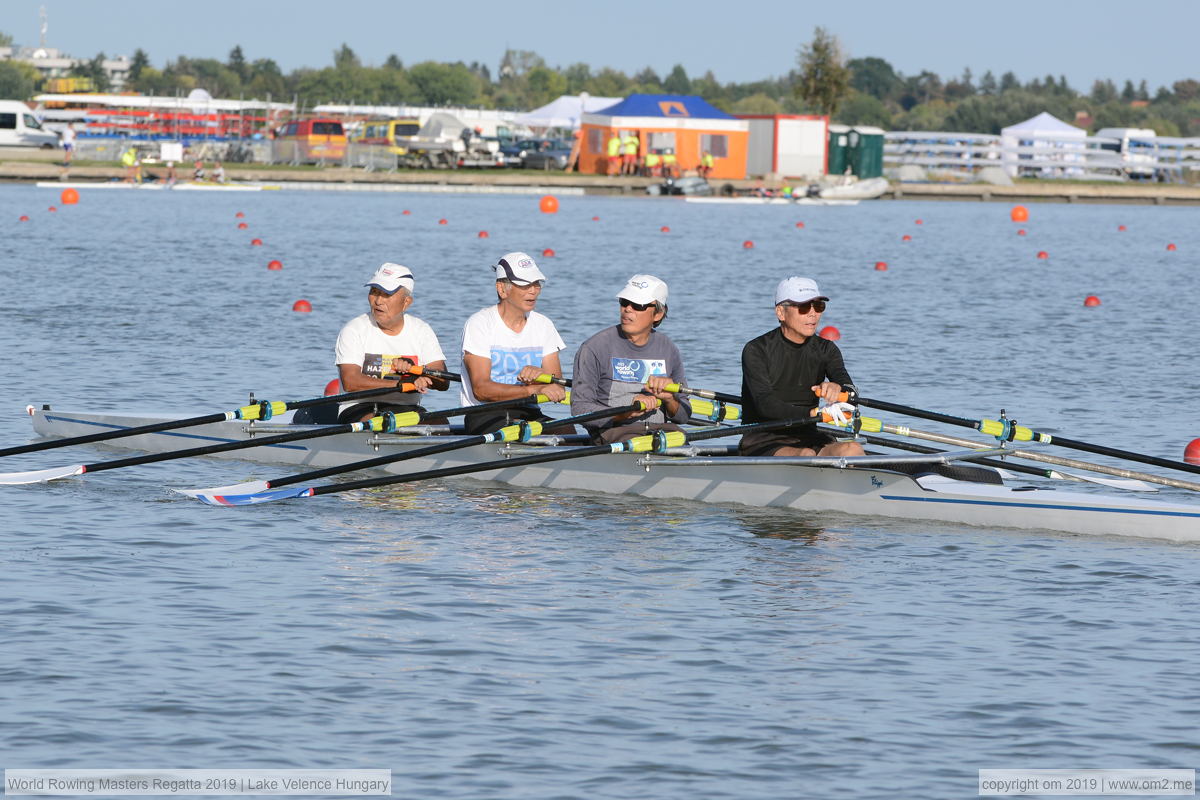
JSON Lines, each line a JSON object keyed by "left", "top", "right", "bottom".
{"left": 818, "top": 177, "right": 890, "bottom": 200}
{"left": 684, "top": 196, "right": 860, "bottom": 207}
{"left": 35, "top": 181, "right": 273, "bottom": 192}
{"left": 25, "top": 409, "right": 1200, "bottom": 541}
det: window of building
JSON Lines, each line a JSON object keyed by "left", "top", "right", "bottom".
{"left": 647, "top": 132, "right": 676, "bottom": 151}
{"left": 701, "top": 134, "right": 728, "bottom": 158}
{"left": 587, "top": 128, "right": 605, "bottom": 153}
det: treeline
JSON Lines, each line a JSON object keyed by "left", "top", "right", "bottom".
{"left": 2, "top": 34, "right": 1198, "bottom": 137}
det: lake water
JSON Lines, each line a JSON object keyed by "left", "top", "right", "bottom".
{"left": 2, "top": 184, "right": 1199, "bottom": 799}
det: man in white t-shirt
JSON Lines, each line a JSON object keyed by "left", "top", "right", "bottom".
{"left": 334, "top": 263, "right": 450, "bottom": 422}
{"left": 459, "top": 252, "right": 568, "bottom": 434}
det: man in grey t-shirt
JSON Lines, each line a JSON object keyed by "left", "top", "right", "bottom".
{"left": 571, "top": 274, "right": 691, "bottom": 444}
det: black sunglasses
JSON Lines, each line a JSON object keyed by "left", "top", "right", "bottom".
{"left": 783, "top": 300, "right": 826, "bottom": 314}
{"left": 620, "top": 298, "right": 655, "bottom": 312}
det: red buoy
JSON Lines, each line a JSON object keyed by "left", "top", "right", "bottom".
{"left": 914, "top": 218, "right": 923, "bottom": 225}
{"left": 1185, "top": 438, "right": 1200, "bottom": 465}
{"left": 1167, "top": 243, "right": 1177, "bottom": 251}
{"left": 267, "top": 260, "right": 283, "bottom": 270}
{"left": 1117, "top": 224, "right": 1126, "bottom": 231}
{"left": 742, "top": 240, "right": 754, "bottom": 249}
{"left": 901, "top": 234, "right": 912, "bottom": 242}
{"left": 1017, "top": 229, "right": 1027, "bottom": 236}
{"left": 1036, "top": 251, "right": 1049, "bottom": 259}
{"left": 60, "top": 188, "right": 79, "bottom": 205}
{"left": 251, "top": 238, "right": 263, "bottom": 246}
{"left": 235, "top": 211, "right": 245, "bottom": 219}
{"left": 592, "top": 215, "right": 600, "bottom": 221}
{"left": 478, "top": 230, "right": 489, "bottom": 238}
{"left": 819, "top": 325, "right": 841, "bottom": 341}
{"left": 48, "top": 206, "right": 57, "bottom": 212}
{"left": 237, "top": 222, "right": 248, "bottom": 229}
{"left": 539, "top": 195, "right": 559, "bottom": 214}
{"left": 402, "top": 210, "right": 411, "bottom": 215}
{"left": 324, "top": 378, "right": 341, "bottom": 396}
{"left": 660, "top": 226, "right": 670, "bottom": 233}
{"left": 438, "top": 218, "right": 448, "bottom": 225}
{"left": 874, "top": 261, "right": 888, "bottom": 271}
{"left": 1084, "top": 295, "right": 1101, "bottom": 307}
{"left": 1010, "top": 205, "right": 1029, "bottom": 222}
{"left": 795, "top": 221, "right": 805, "bottom": 229}
{"left": 542, "top": 248, "right": 556, "bottom": 257}
{"left": 292, "top": 299, "right": 312, "bottom": 313}
{"left": 18, "top": 215, "right": 29, "bottom": 222}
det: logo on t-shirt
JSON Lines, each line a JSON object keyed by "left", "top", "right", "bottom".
{"left": 361, "top": 353, "right": 418, "bottom": 379}
{"left": 610, "top": 358, "right": 666, "bottom": 383}
{"left": 491, "top": 346, "right": 542, "bottom": 384}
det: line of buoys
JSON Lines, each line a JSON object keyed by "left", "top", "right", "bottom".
{"left": 874, "top": 261, "right": 888, "bottom": 271}
{"left": 1017, "top": 229, "right": 1027, "bottom": 236}
{"left": 292, "top": 299, "right": 312, "bottom": 313}
{"left": 48, "top": 206, "right": 57, "bottom": 213}
{"left": 1117, "top": 224, "right": 1126, "bottom": 231}
{"left": 402, "top": 209, "right": 411, "bottom": 215}
{"left": 1185, "top": 438, "right": 1200, "bottom": 465}
{"left": 1036, "top": 251, "right": 1049, "bottom": 259}
{"left": 237, "top": 222, "right": 248, "bottom": 229}
{"left": 660, "top": 226, "right": 671, "bottom": 233}
{"left": 1010, "top": 205, "right": 1029, "bottom": 222}
{"left": 742, "top": 240, "right": 754, "bottom": 249}
{"left": 1084, "top": 295, "right": 1101, "bottom": 307}
{"left": 478, "top": 231, "right": 489, "bottom": 238}
{"left": 819, "top": 325, "right": 840, "bottom": 341}
{"left": 914, "top": 218, "right": 923, "bottom": 225}
{"left": 592, "top": 215, "right": 600, "bottom": 221}
{"left": 539, "top": 195, "right": 559, "bottom": 214}
{"left": 60, "top": 188, "right": 79, "bottom": 205}
{"left": 251, "top": 238, "right": 263, "bottom": 246}
{"left": 542, "top": 248, "right": 556, "bottom": 257}
{"left": 1167, "top": 243, "right": 1177, "bottom": 251}
{"left": 267, "top": 260, "right": 283, "bottom": 271}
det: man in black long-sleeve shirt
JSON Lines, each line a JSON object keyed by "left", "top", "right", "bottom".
{"left": 739, "top": 277, "right": 866, "bottom": 457}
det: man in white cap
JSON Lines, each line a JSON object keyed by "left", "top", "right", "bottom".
{"left": 459, "top": 252, "right": 568, "bottom": 434}
{"left": 571, "top": 274, "right": 691, "bottom": 444}
{"left": 334, "top": 263, "right": 450, "bottom": 422}
{"left": 739, "top": 277, "right": 865, "bottom": 457}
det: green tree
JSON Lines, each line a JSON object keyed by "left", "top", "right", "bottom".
{"left": 794, "top": 26, "right": 851, "bottom": 116}
{"left": 0, "top": 30, "right": 14, "bottom": 47}
{"left": 526, "top": 65, "right": 567, "bottom": 107}
{"left": 228, "top": 45, "right": 248, "bottom": 82}
{"left": 998, "top": 71, "right": 1019, "bottom": 93}
{"left": 731, "top": 92, "right": 782, "bottom": 115}
{"left": 129, "top": 48, "right": 150, "bottom": 81}
{"left": 586, "top": 67, "right": 631, "bottom": 98}
{"left": 633, "top": 66, "right": 662, "bottom": 91}
{"left": 1090, "top": 79, "right": 1117, "bottom": 104}
{"left": 847, "top": 56, "right": 901, "bottom": 102}
{"left": 333, "top": 44, "right": 360, "bottom": 70}
{"left": 836, "top": 90, "right": 893, "bottom": 127}
{"left": 0, "top": 61, "right": 37, "bottom": 99}
{"left": 71, "top": 53, "right": 111, "bottom": 92}
{"left": 563, "top": 62, "right": 591, "bottom": 94}
{"left": 663, "top": 64, "right": 691, "bottom": 94}
{"left": 1172, "top": 79, "right": 1200, "bottom": 101}
{"left": 408, "top": 61, "right": 479, "bottom": 105}
{"left": 246, "top": 58, "right": 287, "bottom": 99}
{"left": 978, "top": 70, "right": 997, "bottom": 95}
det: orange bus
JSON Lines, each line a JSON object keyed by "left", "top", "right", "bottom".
{"left": 276, "top": 118, "right": 347, "bottom": 163}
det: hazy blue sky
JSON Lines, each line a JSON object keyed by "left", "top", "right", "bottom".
{"left": 2, "top": 0, "right": 1195, "bottom": 93}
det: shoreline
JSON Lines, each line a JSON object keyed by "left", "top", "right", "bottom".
{"left": 4, "top": 158, "right": 1200, "bottom": 204}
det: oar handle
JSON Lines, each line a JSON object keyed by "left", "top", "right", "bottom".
{"left": 384, "top": 367, "right": 463, "bottom": 382}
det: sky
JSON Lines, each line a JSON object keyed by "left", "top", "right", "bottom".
{"left": 2, "top": 0, "right": 1196, "bottom": 94}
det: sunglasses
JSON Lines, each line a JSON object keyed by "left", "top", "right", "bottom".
{"left": 620, "top": 298, "right": 655, "bottom": 312}
{"left": 782, "top": 300, "right": 826, "bottom": 314}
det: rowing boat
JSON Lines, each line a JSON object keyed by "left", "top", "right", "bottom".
{"left": 25, "top": 407, "right": 1200, "bottom": 541}
{"left": 34, "top": 181, "right": 276, "bottom": 192}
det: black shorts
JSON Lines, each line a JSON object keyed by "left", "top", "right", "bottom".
{"left": 461, "top": 405, "right": 549, "bottom": 436}
{"left": 336, "top": 402, "right": 428, "bottom": 424}
{"left": 738, "top": 429, "right": 837, "bottom": 456}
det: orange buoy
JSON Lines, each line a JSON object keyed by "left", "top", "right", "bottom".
{"left": 1117, "top": 224, "right": 1126, "bottom": 231}
{"left": 324, "top": 378, "right": 341, "bottom": 396}
{"left": 901, "top": 234, "right": 912, "bottom": 242}
{"left": 660, "top": 226, "right": 670, "bottom": 233}
{"left": 914, "top": 218, "right": 923, "bottom": 225}
{"left": 542, "top": 248, "right": 556, "bottom": 257}
{"left": 742, "top": 240, "right": 754, "bottom": 249}
{"left": 1036, "top": 251, "right": 1048, "bottom": 259}
{"left": 874, "top": 261, "right": 888, "bottom": 271}
{"left": 1084, "top": 295, "right": 1101, "bottom": 307}
{"left": 438, "top": 218, "right": 448, "bottom": 225}
{"left": 795, "top": 221, "right": 805, "bottom": 229}
{"left": 48, "top": 206, "right": 57, "bottom": 212}
{"left": 60, "top": 188, "right": 79, "bottom": 205}
{"left": 539, "top": 195, "right": 559, "bottom": 214}
{"left": 1167, "top": 243, "right": 1177, "bottom": 251}
{"left": 251, "top": 238, "right": 263, "bottom": 246}
{"left": 18, "top": 215, "right": 29, "bottom": 222}
{"left": 1010, "top": 205, "right": 1029, "bottom": 222}
{"left": 402, "top": 209, "right": 411, "bottom": 215}
{"left": 237, "top": 222, "right": 248, "bottom": 229}
{"left": 819, "top": 325, "right": 840, "bottom": 341}
{"left": 267, "top": 260, "right": 283, "bottom": 270}
{"left": 292, "top": 299, "right": 312, "bottom": 312}
{"left": 1184, "top": 439, "right": 1200, "bottom": 465}
{"left": 235, "top": 211, "right": 245, "bottom": 219}
{"left": 1017, "top": 229, "right": 1027, "bottom": 236}
{"left": 478, "top": 230, "right": 489, "bottom": 238}
{"left": 592, "top": 215, "right": 600, "bottom": 221}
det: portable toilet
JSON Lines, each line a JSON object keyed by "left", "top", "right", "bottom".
{"left": 827, "top": 124, "right": 851, "bottom": 175}
{"left": 848, "top": 126, "right": 885, "bottom": 178}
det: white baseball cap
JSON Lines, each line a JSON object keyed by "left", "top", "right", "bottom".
{"left": 366, "top": 263, "right": 415, "bottom": 295}
{"left": 617, "top": 274, "right": 669, "bottom": 306}
{"left": 774, "top": 276, "right": 829, "bottom": 306}
{"left": 493, "top": 252, "right": 547, "bottom": 285}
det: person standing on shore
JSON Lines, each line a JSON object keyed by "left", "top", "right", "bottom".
{"left": 621, "top": 131, "right": 639, "bottom": 176}
{"left": 607, "top": 131, "right": 622, "bottom": 176}
{"left": 60, "top": 123, "right": 75, "bottom": 166}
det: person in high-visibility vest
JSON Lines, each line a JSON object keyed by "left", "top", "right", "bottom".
{"left": 620, "top": 132, "right": 638, "bottom": 175}
{"left": 643, "top": 150, "right": 661, "bottom": 178}
{"left": 698, "top": 150, "right": 715, "bottom": 179}
{"left": 661, "top": 148, "right": 678, "bottom": 178}
{"left": 120, "top": 146, "right": 141, "bottom": 184}
{"left": 606, "top": 132, "right": 622, "bottom": 176}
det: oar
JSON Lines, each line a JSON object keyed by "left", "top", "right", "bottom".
{"left": 853, "top": 396, "right": 1200, "bottom": 479}
{"left": 0, "top": 395, "right": 559, "bottom": 486}
{"left": 184, "top": 417, "right": 815, "bottom": 506}
{"left": 815, "top": 410, "right": 1200, "bottom": 493}
{"left": 4, "top": 382, "right": 425, "bottom": 459}
{"left": 180, "top": 402, "right": 649, "bottom": 504}
{"left": 530, "top": 374, "right": 742, "bottom": 421}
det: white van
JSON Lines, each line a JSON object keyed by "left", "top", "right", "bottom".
{"left": 0, "top": 100, "right": 59, "bottom": 148}
{"left": 1094, "top": 127, "right": 1157, "bottom": 178}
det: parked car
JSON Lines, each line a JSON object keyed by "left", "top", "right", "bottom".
{"left": 520, "top": 138, "right": 575, "bottom": 170}
{"left": 0, "top": 100, "right": 59, "bottom": 148}
{"left": 498, "top": 138, "right": 540, "bottom": 167}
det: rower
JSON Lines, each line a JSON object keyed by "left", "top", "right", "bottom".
{"left": 739, "top": 277, "right": 866, "bottom": 457}
{"left": 571, "top": 275, "right": 691, "bottom": 444}
{"left": 334, "top": 263, "right": 450, "bottom": 423}
{"left": 459, "top": 252, "right": 568, "bottom": 434}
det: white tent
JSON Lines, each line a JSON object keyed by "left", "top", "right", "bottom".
{"left": 1000, "top": 112, "right": 1086, "bottom": 177}
{"left": 514, "top": 94, "right": 621, "bottom": 130}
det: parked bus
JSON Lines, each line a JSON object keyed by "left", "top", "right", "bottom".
{"left": 276, "top": 117, "right": 347, "bottom": 163}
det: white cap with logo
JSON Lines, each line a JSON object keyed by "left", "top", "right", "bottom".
{"left": 366, "top": 263, "right": 415, "bottom": 295}
{"left": 774, "top": 276, "right": 829, "bottom": 306}
{"left": 617, "top": 274, "right": 669, "bottom": 306}
{"left": 493, "top": 252, "right": 547, "bottom": 285}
